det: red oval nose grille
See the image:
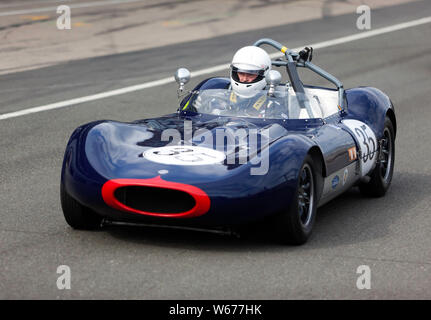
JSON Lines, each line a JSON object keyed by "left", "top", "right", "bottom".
{"left": 114, "top": 186, "right": 196, "bottom": 214}
{"left": 101, "top": 177, "right": 210, "bottom": 218}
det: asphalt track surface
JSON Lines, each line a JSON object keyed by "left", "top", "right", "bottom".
{"left": 1, "top": 1, "right": 431, "bottom": 299}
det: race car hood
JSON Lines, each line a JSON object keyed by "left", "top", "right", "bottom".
{"left": 84, "top": 114, "right": 298, "bottom": 182}
{"left": 64, "top": 113, "right": 321, "bottom": 222}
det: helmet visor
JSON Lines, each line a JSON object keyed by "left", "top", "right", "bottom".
{"left": 231, "top": 65, "right": 266, "bottom": 84}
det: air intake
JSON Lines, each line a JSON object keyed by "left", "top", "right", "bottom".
{"left": 102, "top": 177, "right": 210, "bottom": 218}
{"left": 114, "top": 186, "right": 196, "bottom": 214}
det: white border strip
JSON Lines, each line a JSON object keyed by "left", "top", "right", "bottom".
{"left": 1, "top": 15, "right": 431, "bottom": 121}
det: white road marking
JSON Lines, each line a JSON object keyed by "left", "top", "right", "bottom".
{"left": 0, "top": 0, "right": 147, "bottom": 17}
{"left": 1, "top": 15, "right": 431, "bottom": 121}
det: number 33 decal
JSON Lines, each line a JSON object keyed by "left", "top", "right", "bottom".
{"left": 354, "top": 125, "right": 376, "bottom": 163}
{"left": 343, "top": 119, "right": 377, "bottom": 176}
{"left": 143, "top": 146, "right": 226, "bottom": 166}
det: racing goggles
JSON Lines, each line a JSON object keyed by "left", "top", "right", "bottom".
{"left": 230, "top": 65, "right": 267, "bottom": 84}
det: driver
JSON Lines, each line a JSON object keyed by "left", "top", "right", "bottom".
{"left": 228, "top": 46, "right": 272, "bottom": 116}
{"left": 192, "top": 46, "right": 284, "bottom": 117}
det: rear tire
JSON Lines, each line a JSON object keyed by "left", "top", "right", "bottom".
{"left": 273, "top": 155, "right": 318, "bottom": 245}
{"left": 60, "top": 184, "right": 102, "bottom": 230}
{"left": 359, "top": 116, "right": 395, "bottom": 197}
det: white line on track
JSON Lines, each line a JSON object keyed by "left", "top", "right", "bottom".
{"left": 0, "top": 0, "right": 147, "bottom": 17}
{"left": 1, "top": 15, "right": 431, "bottom": 121}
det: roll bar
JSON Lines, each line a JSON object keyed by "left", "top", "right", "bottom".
{"left": 253, "top": 38, "right": 345, "bottom": 111}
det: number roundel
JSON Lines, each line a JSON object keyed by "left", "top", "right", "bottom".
{"left": 143, "top": 146, "right": 226, "bottom": 166}
{"left": 343, "top": 120, "right": 377, "bottom": 176}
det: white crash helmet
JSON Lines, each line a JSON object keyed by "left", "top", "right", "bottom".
{"left": 230, "top": 46, "right": 272, "bottom": 98}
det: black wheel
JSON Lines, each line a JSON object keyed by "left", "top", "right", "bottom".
{"left": 273, "top": 154, "right": 318, "bottom": 245}
{"left": 60, "top": 183, "right": 102, "bottom": 230}
{"left": 359, "top": 117, "right": 395, "bottom": 197}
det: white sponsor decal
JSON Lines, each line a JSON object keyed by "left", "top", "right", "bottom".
{"left": 342, "top": 119, "right": 377, "bottom": 177}
{"left": 143, "top": 146, "right": 226, "bottom": 166}
{"left": 343, "top": 168, "right": 348, "bottom": 185}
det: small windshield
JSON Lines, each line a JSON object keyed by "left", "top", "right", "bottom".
{"left": 182, "top": 88, "right": 325, "bottom": 119}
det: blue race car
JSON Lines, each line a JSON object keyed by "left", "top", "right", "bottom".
{"left": 60, "top": 38, "right": 396, "bottom": 244}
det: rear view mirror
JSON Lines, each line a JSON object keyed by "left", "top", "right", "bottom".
{"left": 175, "top": 68, "right": 191, "bottom": 97}
{"left": 266, "top": 70, "right": 282, "bottom": 96}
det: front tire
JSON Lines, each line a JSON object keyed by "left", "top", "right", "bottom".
{"left": 273, "top": 155, "right": 318, "bottom": 245}
{"left": 359, "top": 116, "right": 395, "bottom": 197}
{"left": 60, "top": 184, "right": 102, "bottom": 230}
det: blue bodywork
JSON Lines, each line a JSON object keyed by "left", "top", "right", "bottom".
{"left": 61, "top": 77, "right": 396, "bottom": 228}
